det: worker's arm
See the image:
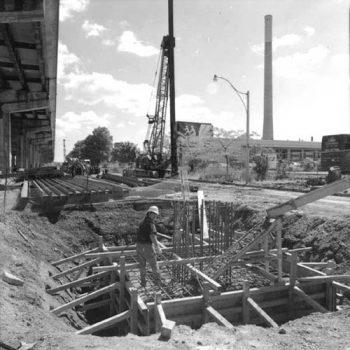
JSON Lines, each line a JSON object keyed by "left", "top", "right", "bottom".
{"left": 150, "top": 233, "right": 162, "bottom": 254}
{"left": 149, "top": 221, "right": 162, "bottom": 253}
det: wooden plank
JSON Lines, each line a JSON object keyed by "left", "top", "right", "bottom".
{"left": 198, "top": 191, "right": 209, "bottom": 239}
{"left": 93, "top": 255, "right": 221, "bottom": 273}
{"left": 299, "top": 262, "right": 328, "bottom": 268}
{"left": 206, "top": 306, "right": 234, "bottom": 329}
{"left": 332, "top": 281, "right": 350, "bottom": 293}
{"left": 0, "top": 10, "right": 44, "bottom": 23}
{"left": 52, "top": 258, "right": 101, "bottom": 279}
{"left": 51, "top": 282, "right": 119, "bottom": 315}
{"left": 185, "top": 263, "right": 221, "bottom": 291}
{"left": 298, "top": 275, "right": 350, "bottom": 283}
{"left": 247, "top": 297, "right": 278, "bottom": 328}
{"left": 76, "top": 310, "right": 130, "bottom": 335}
{"left": 245, "top": 263, "right": 279, "bottom": 283}
{"left": 51, "top": 248, "right": 99, "bottom": 266}
{"left": 78, "top": 298, "right": 111, "bottom": 312}
{"left": 293, "top": 286, "right": 328, "bottom": 313}
{"left": 267, "top": 177, "right": 350, "bottom": 218}
{"left": 35, "top": 179, "right": 57, "bottom": 197}
{"left": 32, "top": 180, "right": 45, "bottom": 197}
{"left": 21, "top": 180, "right": 29, "bottom": 198}
{"left": 47, "top": 270, "right": 110, "bottom": 294}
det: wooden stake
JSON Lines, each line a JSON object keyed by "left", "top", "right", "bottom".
{"left": 130, "top": 288, "right": 138, "bottom": 334}
{"left": 264, "top": 235, "right": 269, "bottom": 272}
{"left": 119, "top": 256, "right": 126, "bottom": 312}
{"left": 288, "top": 252, "right": 297, "bottom": 319}
{"left": 242, "top": 280, "right": 250, "bottom": 324}
{"left": 275, "top": 220, "right": 283, "bottom": 284}
{"left": 202, "top": 282, "right": 211, "bottom": 324}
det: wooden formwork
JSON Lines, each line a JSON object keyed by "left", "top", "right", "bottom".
{"left": 47, "top": 198, "right": 350, "bottom": 338}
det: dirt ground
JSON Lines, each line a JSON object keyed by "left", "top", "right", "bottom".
{"left": 1, "top": 181, "right": 350, "bottom": 350}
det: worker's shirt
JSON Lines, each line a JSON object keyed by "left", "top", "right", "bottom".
{"left": 136, "top": 215, "right": 157, "bottom": 244}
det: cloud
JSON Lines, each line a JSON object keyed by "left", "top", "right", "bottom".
{"left": 274, "top": 34, "right": 301, "bottom": 49}
{"left": 63, "top": 71, "right": 153, "bottom": 117}
{"left": 118, "top": 31, "right": 158, "bottom": 57}
{"left": 303, "top": 26, "right": 315, "bottom": 37}
{"left": 102, "top": 38, "right": 116, "bottom": 46}
{"left": 56, "top": 110, "right": 111, "bottom": 137}
{"left": 274, "top": 45, "right": 330, "bottom": 78}
{"left": 175, "top": 94, "right": 242, "bottom": 130}
{"left": 251, "top": 33, "right": 302, "bottom": 55}
{"left": 57, "top": 42, "right": 81, "bottom": 81}
{"left": 60, "top": 0, "right": 89, "bottom": 22}
{"left": 82, "top": 20, "right": 106, "bottom": 37}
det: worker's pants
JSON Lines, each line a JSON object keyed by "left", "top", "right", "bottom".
{"left": 136, "top": 242, "right": 160, "bottom": 284}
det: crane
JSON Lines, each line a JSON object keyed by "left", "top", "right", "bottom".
{"left": 124, "top": 0, "right": 177, "bottom": 178}
{"left": 136, "top": 36, "right": 172, "bottom": 178}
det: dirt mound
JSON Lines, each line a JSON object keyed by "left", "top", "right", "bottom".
{"left": 2, "top": 187, "right": 350, "bottom": 349}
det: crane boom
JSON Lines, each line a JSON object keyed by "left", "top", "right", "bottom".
{"left": 145, "top": 36, "right": 170, "bottom": 158}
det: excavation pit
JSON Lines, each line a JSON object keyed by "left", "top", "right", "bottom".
{"left": 47, "top": 199, "right": 350, "bottom": 337}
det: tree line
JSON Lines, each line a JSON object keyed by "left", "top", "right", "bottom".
{"left": 67, "top": 127, "right": 138, "bottom": 166}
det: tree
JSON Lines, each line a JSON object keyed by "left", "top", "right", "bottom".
{"left": 67, "top": 140, "right": 85, "bottom": 159}
{"left": 67, "top": 127, "right": 113, "bottom": 166}
{"left": 111, "top": 142, "right": 138, "bottom": 163}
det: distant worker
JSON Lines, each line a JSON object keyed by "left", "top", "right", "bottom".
{"left": 136, "top": 205, "right": 162, "bottom": 287}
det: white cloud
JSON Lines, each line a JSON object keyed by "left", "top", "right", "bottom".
{"left": 63, "top": 71, "right": 153, "bottom": 117}
{"left": 82, "top": 20, "right": 106, "bottom": 37}
{"left": 274, "top": 45, "right": 330, "bottom": 78}
{"left": 60, "top": 0, "right": 89, "bottom": 22}
{"left": 275, "top": 34, "right": 301, "bottom": 49}
{"left": 56, "top": 110, "right": 111, "bottom": 137}
{"left": 175, "top": 94, "right": 242, "bottom": 130}
{"left": 303, "top": 26, "right": 315, "bottom": 37}
{"left": 250, "top": 43, "right": 264, "bottom": 56}
{"left": 102, "top": 38, "right": 116, "bottom": 46}
{"left": 207, "top": 82, "right": 218, "bottom": 95}
{"left": 251, "top": 33, "right": 301, "bottom": 55}
{"left": 118, "top": 31, "right": 158, "bottom": 57}
{"left": 57, "top": 42, "right": 81, "bottom": 81}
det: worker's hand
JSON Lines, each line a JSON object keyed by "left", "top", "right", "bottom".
{"left": 155, "top": 245, "right": 162, "bottom": 254}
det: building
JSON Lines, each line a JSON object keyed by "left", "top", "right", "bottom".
{"left": 249, "top": 139, "right": 321, "bottom": 162}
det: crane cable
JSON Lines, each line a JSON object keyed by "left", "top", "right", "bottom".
{"left": 146, "top": 46, "right": 162, "bottom": 116}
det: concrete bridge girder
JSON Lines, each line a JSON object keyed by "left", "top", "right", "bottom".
{"left": 0, "top": 0, "right": 59, "bottom": 174}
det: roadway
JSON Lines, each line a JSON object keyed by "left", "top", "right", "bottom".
{"left": 199, "top": 183, "right": 350, "bottom": 218}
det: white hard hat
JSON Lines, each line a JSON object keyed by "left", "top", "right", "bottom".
{"left": 147, "top": 206, "right": 159, "bottom": 215}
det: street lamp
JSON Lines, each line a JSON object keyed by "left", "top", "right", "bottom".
{"left": 213, "top": 74, "right": 250, "bottom": 184}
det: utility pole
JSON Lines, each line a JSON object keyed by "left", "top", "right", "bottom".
{"left": 63, "top": 139, "right": 66, "bottom": 160}
{"left": 168, "top": 0, "right": 178, "bottom": 175}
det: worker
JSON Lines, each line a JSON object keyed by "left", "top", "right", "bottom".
{"left": 136, "top": 205, "right": 162, "bottom": 287}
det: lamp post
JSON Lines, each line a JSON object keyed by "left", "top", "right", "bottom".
{"left": 213, "top": 74, "right": 250, "bottom": 184}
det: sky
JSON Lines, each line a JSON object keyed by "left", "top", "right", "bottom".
{"left": 55, "top": 0, "right": 350, "bottom": 162}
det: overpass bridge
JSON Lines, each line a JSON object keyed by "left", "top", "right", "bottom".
{"left": 0, "top": 0, "right": 59, "bottom": 174}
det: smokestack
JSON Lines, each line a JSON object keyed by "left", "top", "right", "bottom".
{"left": 263, "top": 15, "right": 273, "bottom": 140}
